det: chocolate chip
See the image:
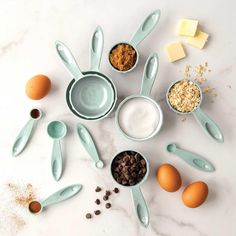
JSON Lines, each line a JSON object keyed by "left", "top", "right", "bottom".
{"left": 105, "top": 190, "right": 111, "bottom": 196}
{"left": 113, "top": 187, "right": 119, "bottom": 193}
{"left": 95, "top": 186, "right": 102, "bottom": 192}
{"left": 94, "top": 210, "right": 101, "bottom": 215}
{"left": 105, "top": 203, "right": 111, "bottom": 209}
{"left": 103, "top": 195, "right": 109, "bottom": 201}
{"left": 95, "top": 199, "right": 100, "bottom": 205}
{"left": 86, "top": 213, "right": 92, "bottom": 219}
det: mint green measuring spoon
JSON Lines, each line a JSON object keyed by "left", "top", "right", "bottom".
{"left": 167, "top": 143, "right": 215, "bottom": 172}
{"left": 47, "top": 120, "right": 67, "bottom": 181}
{"left": 110, "top": 150, "right": 150, "bottom": 227}
{"left": 166, "top": 79, "right": 224, "bottom": 143}
{"left": 28, "top": 184, "right": 82, "bottom": 214}
{"left": 108, "top": 9, "right": 161, "bottom": 73}
{"left": 12, "top": 108, "right": 42, "bottom": 157}
{"left": 76, "top": 123, "right": 104, "bottom": 168}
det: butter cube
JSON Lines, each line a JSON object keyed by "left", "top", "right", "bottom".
{"left": 177, "top": 19, "right": 198, "bottom": 37}
{"left": 165, "top": 42, "right": 186, "bottom": 62}
{"left": 187, "top": 30, "right": 209, "bottom": 49}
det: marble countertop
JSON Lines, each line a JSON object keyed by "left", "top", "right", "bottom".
{"left": 0, "top": 0, "right": 235, "bottom": 235}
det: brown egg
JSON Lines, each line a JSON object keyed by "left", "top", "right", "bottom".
{"left": 156, "top": 163, "right": 182, "bottom": 192}
{"left": 26, "top": 74, "right": 51, "bottom": 100}
{"left": 182, "top": 181, "right": 208, "bottom": 208}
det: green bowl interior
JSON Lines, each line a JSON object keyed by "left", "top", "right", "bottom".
{"left": 47, "top": 121, "right": 67, "bottom": 139}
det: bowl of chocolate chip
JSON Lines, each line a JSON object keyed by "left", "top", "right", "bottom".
{"left": 110, "top": 150, "right": 150, "bottom": 227}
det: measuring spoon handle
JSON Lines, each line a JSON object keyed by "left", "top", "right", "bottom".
{"left": 76, "top": 123, "right": 100, "bottom": 163}
{"left": 131, "top": 186, "right": 149, "bottom": 228}
{"left": 41, "top": 184, "right": 82, "bottom": 208}
{"left": 140, "top": 53, "right": 159, "bottom": 97}
{"left": 12, "top": 118, "right": 36, "bottom": 157}
{"left": 55, "top": 40, "right": 84, "bottom": 80}
{"left": 130, "top": 9, "right": 161, "bottom": 48}
{"left": 193, "top": 108, "right": 224, "bottom": 143}
{"left": 90, "top": 26, "right": 104, "bottom": 72}
{"left": 174, "top": 148, "right": 215, "bottom": 172}
{"left": 51, "top": 140, "right": 63, "bottom": 181}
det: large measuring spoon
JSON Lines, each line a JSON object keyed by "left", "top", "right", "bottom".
{"left": 167, "top": 143, "right": 215, "bottom": 172}
{"left": 28, "top": 184, "right": 82, "bottom": 215}
{"left": 108, "top": 9, "right": 161, "bottom": 73}
{"left": 76, "top": 123, "right": 104, "bottom": 168}
{"left": 47, "top": 120, "right": 67, "bottom": 181}
{"left": 12, "top": 108, "right": 43, "bottom": 157}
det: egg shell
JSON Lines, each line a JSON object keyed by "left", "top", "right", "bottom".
{"left": 182, "top": 181, "right": 208, "bottom": 208}
{"left": 156, "top": 163, "right": 182, "bottom": 192}
{"left": 26, "top": 75, "right": 51, "bottom": 100}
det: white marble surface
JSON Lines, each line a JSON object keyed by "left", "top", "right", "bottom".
{"left": 0, "top": 0, "right": 236, "bottom": 235}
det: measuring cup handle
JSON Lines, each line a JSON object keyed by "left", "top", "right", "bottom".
{"left": 76, "top": 123, "right": 100, "bottom": 163}
{"left": 12, "top": 118, "right": 36, "bottom": 157}
{"left": 140, "top": 53, "right": 159, "bottom": 97}
{"left": 90, "top": 26, "right": 104, "bottom": 72}
{"left": 174, "top": 148, "right": 215, "bottom": 172}
{"left": 55, "top": 40, "right": 84, "bottom": 80}
{"left": 41, "top": 184, "right": 82, "bottom": 208}
{"left": 193, "top": 108, "right": 224, "bottom": 143}
{"left": 130, "top": 9, "right": 161, "bottom": 48}
{"left": 131, "top": 186, "right": 149, "bottom": 227}
{"left": 51, "top": 140, "right": 63, "bottom": 181}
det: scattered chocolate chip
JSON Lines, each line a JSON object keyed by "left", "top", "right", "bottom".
{"left": 94, "top": 210, "right": 101, "bottom": 215}
{"left": 105, "top": 190, "right": 111, "bottom": 196}
{"left": 86, "top": 213, "right": 92, "bottom": 219}
{"left": 113, "top": 187, "right": 119, "bottom": 193}
{"left": 111, "top": 151, "right": 147, "bottom": 186}
{"left": 105, "top": 203, "right": 111, "bottom": 209}
{"left": 103, "top": 195, "right": 108, "bottom": 201}
{"left": 95, "top": 199, "right": 100, "bottom": 205}
{"left": 95, "top": 186, "right": 102, "bottom": 192}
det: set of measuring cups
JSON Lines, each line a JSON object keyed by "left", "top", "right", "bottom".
{"left": 11, "top": 9, "right": 224, "bottom": 227}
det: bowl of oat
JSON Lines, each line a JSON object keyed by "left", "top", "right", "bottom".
{"left": 166, "top": 79, "right": 224, "bottom": 143}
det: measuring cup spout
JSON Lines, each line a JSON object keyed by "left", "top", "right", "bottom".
{"left": 90, "top": 26, "right": 104, "bottom": 72}
{"left": 193, "top": 107, "right": 224, "bottom": 143}
{"left": 140, "top": 53, "right": 159, "bottom": 97}
{"left": 130, "top": 9, "right": 161, "bottom": 48}
{"left": 55, "top": 40, "right": 84, "bottom": 80}
{"left": 131, "top": 186, "right": 150, "bottom": 227}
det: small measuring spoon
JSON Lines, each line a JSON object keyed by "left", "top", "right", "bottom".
{"left": 47, "top": 120, "right": 67, "bottom": 181}
{"left": 76, "top": 123, "right": 104, "bottom": 168}
{"left": 28, "top": 184, "right": 82, "bottom": 215}
{"left": 167, "top": 143, "right": 215, "bottom": 172}
{"left": 12, "top": 108, "right": 43, "bottom": 157}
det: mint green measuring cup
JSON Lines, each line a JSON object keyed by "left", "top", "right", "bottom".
{"left": 28, "top": 184, "right": 82, "bottom": 215}
{"left": 12, "top": 108, "right": 43, "bottom": 157}
{"left": 115, "top": 53, "right": 163, "bottom": 141}
{"left": 110, "top": 150, "right": 150, "bottom": 227}
{"left": 47, "top": 120, "right": 67, "bottom": 181}
{"left": 166, "top": 79, "right": 224, "bottom": 143}
{"left": 108, "top": 9, "right": 161, "bottom": 73}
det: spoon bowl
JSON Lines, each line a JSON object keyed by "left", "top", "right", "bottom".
{"left": 47, "top": 121, "right": 67, "bottom": 140}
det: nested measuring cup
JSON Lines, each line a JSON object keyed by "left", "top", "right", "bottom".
{"left": 110, "top": 150, "right": 150, "bottom": 227}
{"left": 108, "top": 9, "right": 161, "bottom": 73}
{"left": 166, "top": 79, "right": 224, "bottom": 143}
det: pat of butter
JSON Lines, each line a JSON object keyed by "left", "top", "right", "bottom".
{"left": 187, "top": 30, "right": 209, "bottom": 49}
{"left": 165, "top": 42, "right": 186, "bottom": 62}
{"left": 177, "top": 19, "right": 198, "bottom": 37}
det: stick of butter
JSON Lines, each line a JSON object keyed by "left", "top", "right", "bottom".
{"left": 187, "top": 30, "right": 209, "bottom": 49}
{"left": 165, "top": 42, "right": 186, "bottom": 62}
{"left": 177, "top": 19, "right": 198, "bottom": 37}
